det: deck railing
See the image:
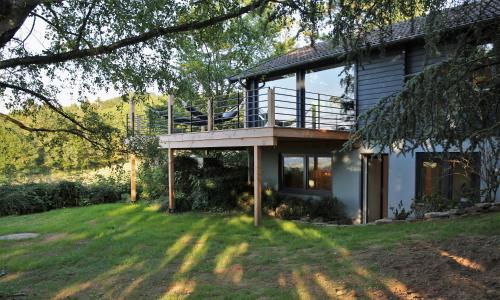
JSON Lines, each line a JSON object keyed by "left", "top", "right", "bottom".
{"left": 127, "top": 87, "right": 356, "bottom": 136}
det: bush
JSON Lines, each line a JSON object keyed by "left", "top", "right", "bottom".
{"left": 411, "top": 194, "right": 459, "bottom": 218}
{"left": 391, "top": 200, "right": 412, "bottom": 220}
{"left": 265, "top": 190, "right": 349, "bottom": 224}
{"left": 0, "top": 181, "right": 126, "bottom": 216}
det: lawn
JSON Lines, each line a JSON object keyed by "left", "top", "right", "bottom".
{"left": 0, "top": 204, "right": 499, "bottom": 299}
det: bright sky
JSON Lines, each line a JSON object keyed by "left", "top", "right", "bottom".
{"left": 0, "top": 17, "right": 122, "bottom": 113}
{"left": 0, "top": 10, "right": 307, "bottom": 114}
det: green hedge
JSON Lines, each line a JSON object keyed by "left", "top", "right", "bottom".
{"left": 0, "top": 181, "right": 129, "bottom": 216}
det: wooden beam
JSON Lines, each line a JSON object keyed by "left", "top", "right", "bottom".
{"left": 130, "top": 154, "right": 137, "bottom": 202}
{"left": 168, "top": 148, "right": 175, "bottom": 212}
{"left": 253, "top": 145, "right": 262, "bottom": 226}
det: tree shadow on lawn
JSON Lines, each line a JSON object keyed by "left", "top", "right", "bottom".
{"left": 1, "top": 205, "right": 498, "bottom": 299}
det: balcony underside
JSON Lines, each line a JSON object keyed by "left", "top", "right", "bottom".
{"left": 159, "top": 127, "right": 351, "bottom": 149}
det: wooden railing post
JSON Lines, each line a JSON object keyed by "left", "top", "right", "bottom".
{"left": 168, "top": 95, "right": 173, "bottom": 135}
{"left": 208, "top": 98, "right": 213, "bottom": 131}
{"left": 266, "top": 88, "right": 275, "bottom": 127}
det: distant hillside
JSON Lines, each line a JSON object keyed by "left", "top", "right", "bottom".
{"left": 0, "top": 94, "right": 166, "bottom": 183}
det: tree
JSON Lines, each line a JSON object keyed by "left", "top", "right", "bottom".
{"left": 0, "top": 0, "right": 323, "bottom": 153}
{"left": 336, "top": 0, "right": 500, "bottom": 201}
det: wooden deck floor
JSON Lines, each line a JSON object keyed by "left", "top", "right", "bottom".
{"left": 158, "top": 127, "right": 351, "bottom": 149}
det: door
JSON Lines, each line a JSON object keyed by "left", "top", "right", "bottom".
{"left": 363, "top": 155, "right": 388, "bottom": 223}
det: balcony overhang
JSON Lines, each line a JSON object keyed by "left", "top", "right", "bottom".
{"left": 159, "top": 127, "right": 351, "bottom": 149}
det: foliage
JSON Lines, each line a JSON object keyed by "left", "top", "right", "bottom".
{"left": 0, "top": 180, "right": 128, "bottom": 216}
{"left": 341, "top": 1, "right": 500, "bottom": 200}
{"left": 264, "top": 189, "right": 349, "bottom": 223}
{"left": 390, "top": 200, "right": 412, "bottom": 220}
{"left": 411, "top": 194, "right": 459, "bottom": 218}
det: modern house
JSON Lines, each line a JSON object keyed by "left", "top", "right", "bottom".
{"left": 131, "top": 1, "right": 500, "bottom": 225}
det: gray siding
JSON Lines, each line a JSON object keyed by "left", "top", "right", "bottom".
{"left": 356, "top": 50, "right": 405, "bottom": 116}
{"left": 406, "top": 46, "right": 449, "bottom": 74}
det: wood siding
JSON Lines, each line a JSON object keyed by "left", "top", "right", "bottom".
{"left": 406, "top": 45, "right": 449, "bottom": 75}
{"left": 356, "top": 50, "right": 405, "bottom": 116}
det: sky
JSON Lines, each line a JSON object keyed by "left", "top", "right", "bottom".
{"left": 0, "top": 17, "right": 122, "bottom": 113}
{"left": 0, "top": 9, "right": 307, "bottom": 114}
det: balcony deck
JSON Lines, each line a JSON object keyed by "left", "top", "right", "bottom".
{"left": 158, "top": 126, "right": 351, "bottom": 149}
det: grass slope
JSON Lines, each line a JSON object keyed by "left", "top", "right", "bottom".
{"left": 0, "top": 204, "right": 499, "bottom": 299}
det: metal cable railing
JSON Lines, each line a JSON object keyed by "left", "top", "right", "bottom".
{"left": 127, "top": 86, "right": 356, "bottom": 136}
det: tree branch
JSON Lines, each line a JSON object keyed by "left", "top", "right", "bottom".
{"left": 0, "top": 0, "right": 42, "bottom": 48}
{"left": 0, "top": 0, "right": 268, "bottom": 69}
{"left": 0, "top": 81, "right": 90, "bottom": 132}
{"left": 0, "top": 111, "right": 126, "bottom": 153}
{"left": 74, "top": 0, "right": 96, "bottom": 49}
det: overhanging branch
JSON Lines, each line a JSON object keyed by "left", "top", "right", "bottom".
{"left": 0, "top": 81, "right": 90, "bottom": 132}
{"left": 0, "top": 0, "right": 268, "bottom": 69}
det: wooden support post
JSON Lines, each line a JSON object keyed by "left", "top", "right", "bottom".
{"left": 168, "top": 94, "right": 173, "bottom": 135}
{"left": 253, "top": 145, "right": 262, "bottom": 226}
{"left": 130, "top": 154, "right": 137, "bottom": 202}
{"left": 208, "top": 98, "right": 213, "bottom": 131}
{"left": 168, "top": 148, "right": 175, "bottom": 212}
{"left": 266, "top": 88, "right": 275, "bottom": 127}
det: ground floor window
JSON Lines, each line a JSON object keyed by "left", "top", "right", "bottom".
{"left": 416, "top": 152, "right": 480, "bottom": 202}
{"left": 281, "top": 154, "right": 332, "bottom": 192}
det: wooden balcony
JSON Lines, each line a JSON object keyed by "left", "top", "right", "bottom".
{"left": 130, "top": 87, "right": 356, "bottom": 150}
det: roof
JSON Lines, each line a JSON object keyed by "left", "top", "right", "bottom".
{"left": 229, "top": 0, "right": 500, "bottom": 81}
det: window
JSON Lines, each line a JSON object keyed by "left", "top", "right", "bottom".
{"left": 282, "top": 155, "right": 332, "bottom": 192}
{"left": 283, "top": 156, "right": 305, "bottom": 189}
{"left": 305, "top": 66, "right": 354, "bottom": 99}
{"left": 416, "top": 153, "right": 480, "bottom": 202}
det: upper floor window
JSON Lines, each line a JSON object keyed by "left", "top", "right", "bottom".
{"left": 305, "top": 66, "right": 354, "bottom": 99}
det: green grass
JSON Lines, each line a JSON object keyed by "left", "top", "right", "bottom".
{"left": 0, "top": 204, "right": 498, "bottom": 299}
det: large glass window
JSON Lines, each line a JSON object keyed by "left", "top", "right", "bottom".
{"left": 308, "top": 157, "right": 332, "bottom": 190}
{"left": 261, "top": 73, "right": 295, "bottom": 91}
{"left": 416, "top": 153, "right": 480, "bottom": 202}
{"left": 283, "top": 156, "right": 305, "bottom": 189}
{"left": 261, "top": 74, "right": 296, "bottom": 125}
{"left": 282, "top": 155, "right": 332, "bottom": 191}
{"left": 305, "top": 66, "right": 354, "bottom": 98}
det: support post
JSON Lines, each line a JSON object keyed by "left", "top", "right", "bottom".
{"left": 168, "top": 94, "right": 173, "bottom": 135}
{"left": 208, "top": 98, "right": 213, "bottom": 131}
{"left": 130, "top": 154, "right": 137, "bottom": 202}
{"left": 168, "top": 148, "right": 175, "bottom": 212}
{"left": 253, "top": 145, "right": 262, "bottom": 226}
{"left": 266, "top": 88, "right": 275, "bottom": 127}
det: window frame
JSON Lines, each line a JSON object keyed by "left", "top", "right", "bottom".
{"left": 415, "top": 152, "right": 480, "bottom": 201}
{"left": 280, "top": 153, "right": 333, "bottom": 194}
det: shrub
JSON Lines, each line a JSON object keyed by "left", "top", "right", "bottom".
{"left": 0, "top": 181, "right": 126, "bottom": 217}
{"left": 391, "top": 200, "right": 412, "bottom": 220}
{"left": 265, "top": 189, "right": 349, "bottom": 223}
{"left": 411, "top": 194, "right": 458, "bottom": 218}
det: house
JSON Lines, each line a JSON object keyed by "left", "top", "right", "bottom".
{"left": 130, "top": 0, "right": 500, "bottom": 225}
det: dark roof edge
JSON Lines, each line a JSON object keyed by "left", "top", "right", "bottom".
{"left": 229, "top": 5, "right": 500, "bottom": 82}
